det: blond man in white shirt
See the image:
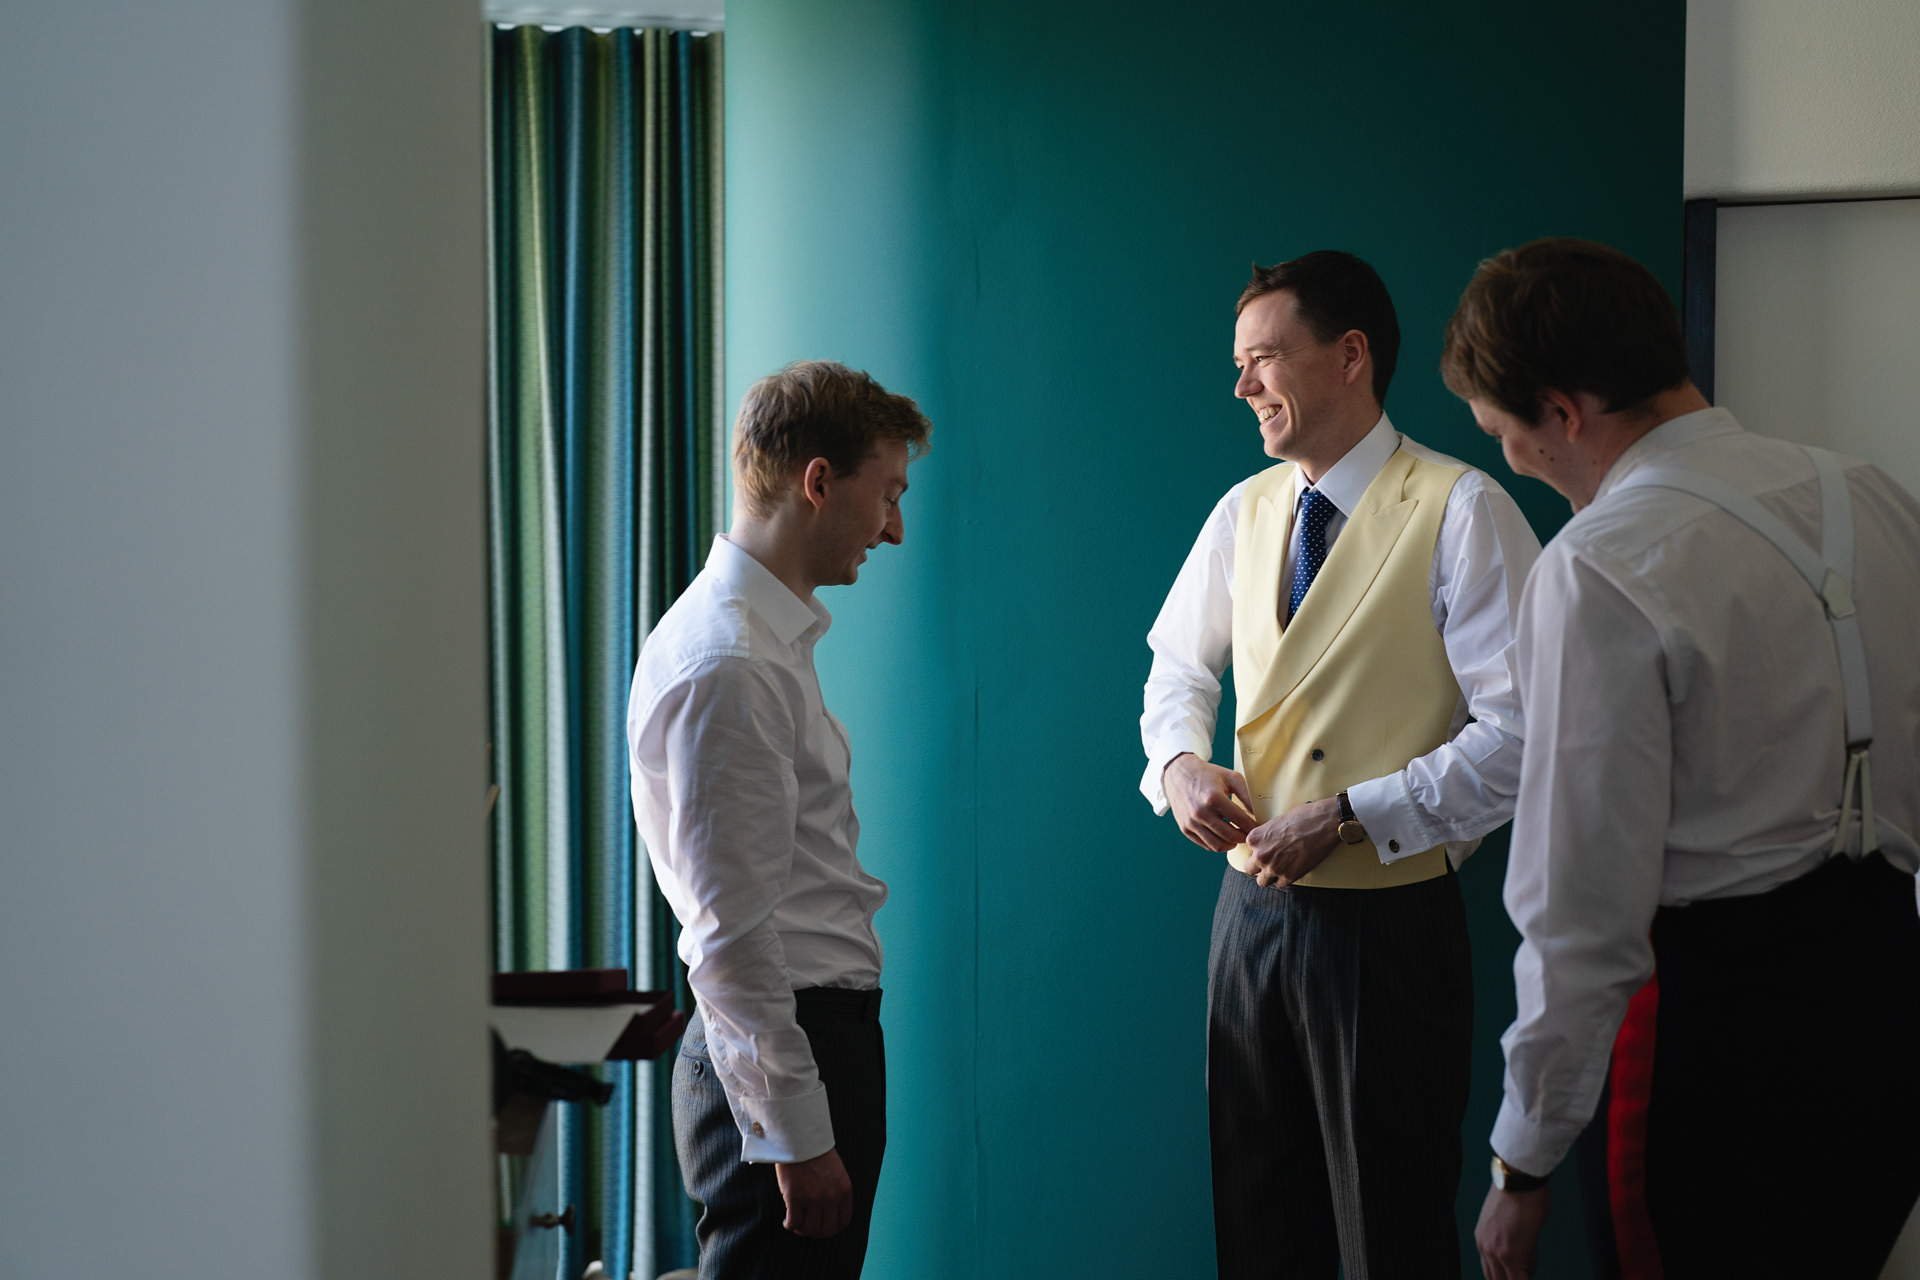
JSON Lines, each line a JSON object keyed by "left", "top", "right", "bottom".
{"left": 628, "top": 361, "right": 928, "bottom": 1278}
{"left": 1142, "top": 250, "right": 1541, "bottom": 1279}
{"left": 1447, "top": 239, "right": 1920, "bottom": 1280}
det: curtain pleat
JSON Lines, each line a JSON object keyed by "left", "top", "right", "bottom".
{"left": 489, "top": 23, "right": 722, "bottom": 1280}
{"left": 706, "top": 42, "right": 726, "bottom": 528}
{"left": 486, "top": 28, "right": 515, "bottom": 974}
{"left": 592, "top": 33, "right": 638, "bottom": 1280}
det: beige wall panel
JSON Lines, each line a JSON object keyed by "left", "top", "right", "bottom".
{"left": 1716, "top": 198, "right": 1920, "bottom": 499}
{"left": 1716, "top": 193, "right": 1920, "bottom": 1280}
{"left": 1688, "top": 0, "right": 1920, "bottom": 200}
{"left": 0, "top": 1, "right": 489, "bottom": 1275}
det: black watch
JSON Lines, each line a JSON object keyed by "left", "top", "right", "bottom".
{"left": 1490, "top": 1154, "right": 1549, "bottom": 1193}
{"left": 1335, "top": 791, "right": 1367, "bottom": 845}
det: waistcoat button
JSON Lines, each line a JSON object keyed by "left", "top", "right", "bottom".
{"left": 1310, "top": 748, "right": 1324, "bottom": 761}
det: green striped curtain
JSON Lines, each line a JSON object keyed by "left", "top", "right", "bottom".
{"left": 488, "top": 22, "right": 725, "bottom": 1280}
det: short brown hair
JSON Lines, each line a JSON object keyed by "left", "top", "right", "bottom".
{"left": 1237, "top": 250, "right": 1400, "bottom": 405}
{"left": 731, "top": 360, "right": 931, "bottom": 516}
{"left": 1440, "top": 238, "right": 1690, "bottom": 423}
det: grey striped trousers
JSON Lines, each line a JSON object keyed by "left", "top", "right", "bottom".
{"left": 1207, "top": 866, "right": 1472, "bottom": 1280}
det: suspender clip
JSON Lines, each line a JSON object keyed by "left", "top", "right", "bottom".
{"left": 1833, "top": 745, "right": 1879, "bottom": 861}
{"left": 1820, "top": 569, "right": 1856, "bottom": 619}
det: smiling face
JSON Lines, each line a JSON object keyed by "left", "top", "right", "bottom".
{"left": 1232, "top": 289, "right": 1361, "bottom": 462}
{"left": 811, "top": 438, "right": 910, "bottom": 587}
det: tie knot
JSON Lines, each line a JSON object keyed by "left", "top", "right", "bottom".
{"left": 1301, "top": 488, "right": 1332, "bottom": 523}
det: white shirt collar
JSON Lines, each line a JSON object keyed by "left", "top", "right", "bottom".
{"left": 706, "top": 535, "right": 830, "bottom": 645}
{"left": 1594, "top": 406, "right": 1745, "bottom": 502}
{"left": 1292, "top": 412, "right": 1399, "bottom": 516}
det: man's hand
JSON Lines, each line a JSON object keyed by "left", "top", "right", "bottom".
{"left": 1163, "top": 753, "right": 1258, "bottom": 852}
{"left": 1245, "top": 796, "right": 1342, "bottom": 887}
{"left": 1475, "top": 1183, "right": 1551, "bottom": 1279}
{"left": 775, "top": 1147, "right": 853, "bottom": 1237}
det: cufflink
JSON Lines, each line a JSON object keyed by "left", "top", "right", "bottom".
{"left": 750, "top": 1121, "right": 764, "bottom": 1137}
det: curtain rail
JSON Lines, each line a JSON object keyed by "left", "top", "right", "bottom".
{"left": 1711, "top": 192, "right": 1920, "bottom": 209}
{"left": 485, "top": 4, "right": 722, "bottom": 33}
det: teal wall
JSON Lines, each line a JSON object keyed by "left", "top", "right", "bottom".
{"left": 726, "top": 3, "right": 1683, "bottom": 1275}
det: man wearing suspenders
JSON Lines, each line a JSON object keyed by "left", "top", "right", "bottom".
{"left": 1442, "top": 239, "right": 1920, "bottom": 1278}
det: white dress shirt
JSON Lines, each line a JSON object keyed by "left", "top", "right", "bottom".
{"left": 628, "top": 536, "right": 887, "bottom": 1165}
{"left": 1140, "top": 414, "right": 1542, "bottom": 862}
{"left": 1491, "top": 408, "right": 1920, "bottom": 1175}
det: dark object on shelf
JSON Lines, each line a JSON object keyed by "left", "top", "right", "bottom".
{"left": 492, "top": 967, "right": 632, "bottom": 1005}
{"left": 490, "top": 967, "right": 687, "bottom": 1063}
{"left": 491, "top": 1030, "right": 614, "bottom": 1157}
{"left": 604, "top": 999, "right": 686, "bottom": 1060}
{"left": 492, "top": 1031, "right": 615, "bottom": 1111}
{"left": 490, "top": 967, "right": 690, "bottom": 1276}
{"left": 527, "top": 1205, "right": 576, "bottom": 1234}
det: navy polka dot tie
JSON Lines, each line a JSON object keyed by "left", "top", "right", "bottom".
{"left": 1289, "top": 487, "right": 1334, "bottom": 622}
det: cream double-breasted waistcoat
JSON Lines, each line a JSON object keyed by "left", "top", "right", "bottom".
{"left": 1229, "top": 447, "right": 1466, "bottom": 889}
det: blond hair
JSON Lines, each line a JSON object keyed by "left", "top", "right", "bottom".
{"left": 731, "top": 361, "right": 931, "bottom": 517}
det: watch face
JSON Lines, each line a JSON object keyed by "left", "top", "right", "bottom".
{"left": 1491, "top": 1155, "right": 1542, "bottom": 1191}
{"left": 1337, "top": 820, "right": 1367, "bottom": 845}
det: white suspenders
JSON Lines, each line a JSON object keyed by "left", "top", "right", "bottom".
{"left": 1614, "top": 447, "right": 1878, "bottom": 857}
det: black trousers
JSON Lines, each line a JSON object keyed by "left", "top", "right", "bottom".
{"left": 1645, "top": 853, "right": 1920, "bottom": 1279}
{"left": 1207, "top": 866, "right": 1473, "bottom": 1280}
{"left": 672, "top": 989, "right": 887, "bottom": 1280}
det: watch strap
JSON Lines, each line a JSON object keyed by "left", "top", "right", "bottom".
{"left": 1491, "top": 1154, "right": 1549, "bottom": 1193}
{"left": 1337, "top": 790, "right": 1356, "bottom": 823}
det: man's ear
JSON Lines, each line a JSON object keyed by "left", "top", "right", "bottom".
{"left": 1338, "top": 329, "right": 1371, "bottom": 389}
{"left": 799, "top": 457, "right": 833, "bottom": 513}
{"left": 1537, "top": 388, "right": 1586, "bottom": 439}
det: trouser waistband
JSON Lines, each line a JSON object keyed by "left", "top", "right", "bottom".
{"left": 793, "top": 986, "right": 883, "bottom": 1021}
{"left": 1655, "top": 850, "right": 1887, "bottom": 929}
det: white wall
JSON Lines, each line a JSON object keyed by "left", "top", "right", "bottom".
{"left": 1686, "top": 0, "right": 1920, "bottom": 200}
{"left": 1716, "top": 199, "right": 1920, "bottom": 498}
{"left": 0, "top": 2, "right": 490, "bottom": 1276}
{"left": 1691, "top": 5, "right": 1920, "bottom": 1276}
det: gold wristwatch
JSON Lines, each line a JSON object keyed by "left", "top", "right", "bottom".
{"left": 1490, "top": 1154, "right": 1549, "bottom": 1193}
{"left": 1336, "top": 790, "right": 1367, "bottom": 844}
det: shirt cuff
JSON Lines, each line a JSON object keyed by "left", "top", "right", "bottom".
{"left": 731, "top": 1081, "right": 835, "bottom": 1165}
{"left": 1345, "top": 772, "right": 1439, "bottom": 864}
{"left": 1141, "top": 738, "right": 1211, "bottom": 815}
{"left": 1489, "top": 1097, "right": 1570, "bottom": 1179}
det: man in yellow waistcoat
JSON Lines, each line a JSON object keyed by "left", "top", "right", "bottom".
{"left": 1141, "top": 250, "right": 1542, "bottom": 1279}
